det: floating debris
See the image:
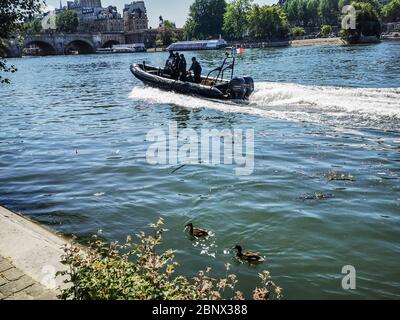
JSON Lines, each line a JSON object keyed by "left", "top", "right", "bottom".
{"left": 171, "top": 164, "right": 186, "bottom": 174}
{"left": 300, "top": 193, "right": 335, "bottom": 201}
{"left": 327, "top": 172, "right": 355, "bottom": 181}
{"left": 94, "top": 192, "right": 106, "bottom": 197}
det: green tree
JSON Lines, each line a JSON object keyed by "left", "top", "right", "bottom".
{"left": 339, "top": 0, "right": 382, "bottom": 14}
{"left": 296, "top": 0, "right": 308, "bottom": 26}
{"left": 223, "top": 0, "right": 253, "bottom": 39}
{"left": 307, "top": 0, "right": 321, "bottom": 26}
{"left": 156, "top": 20, "right": 179, "bottom": 47}
{"left": 354, "top": 2, "right": 381, "bottom": 36}
{"left": 339, "top": 0, "right": 348, "bottom": 8}
{"left": 284, "top": 0, "right": 321, "bottom": 27}
{"left": 247, "top": 5, "right": 289, "bottom": 40}
{"left": 382, "top": 0, "right": 400, "bottom": 21}
{"left": 321, "top": 24, "right": 333, "bottom": 36}
{"left": 184, "top": 0, "right": 227, "bottom": 40}
{"left": 1, "top": 0, "right": 43, "bottom": 84}
{"left": 319, "top": 0, "right": 339, "bottom": 25}
{"left": 56, "top": 10, "right": 79, "bottom": 33}
{"left": 25, "top": 19, "right": 43, "bottom": 34}
{"left": 284, "top": 0, "right": 296, "bottom": 25}
{"left": 341, "top": 2, "right": 381, "bottom": 38}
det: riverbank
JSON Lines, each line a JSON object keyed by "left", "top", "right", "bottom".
{"left": 232, "top": 37, "right": 345, "bottom": 49}
{"left": 146, "top": 37, "right": 345, "bottom": 53}
{"left": 0, "top": 205, "right": 68, "bottom": 299}
{"left": 290, "top": 37, "right": 345, "bottom": 47}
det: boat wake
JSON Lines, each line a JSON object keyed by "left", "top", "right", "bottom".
{"left": 129, "top": 82, "right": 400, "bottom": 132}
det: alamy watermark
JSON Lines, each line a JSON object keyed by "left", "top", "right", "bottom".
{"left": 146, "top": 121, "right": 255, "bottom": 176}
{"left": 342, "top": 265, "right": 357, "bottom": 290}
{"left": 341, "top": 5, "right": 357, "bottom": 30}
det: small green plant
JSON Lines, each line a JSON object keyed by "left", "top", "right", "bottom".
{"left": 58, "top": 218, "right": 282, "bottom": 300}
{"left": 291, "top": 26, "right": 305, "bottom": 37}
{"left": 321, "top": 25, "right": 333, "bottom": 37}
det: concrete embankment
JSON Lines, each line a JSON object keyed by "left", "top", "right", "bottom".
{"left": 232, "top": 37, "right": 345, "bottom": 49}
{"left": 147, "top": 37, "right": 346, "bottom": 53}
{"left": 290, "top": 37, "right": 346, "bottom": 47}
{"left": 0, "top": 205, "right": 69, "bottom": 299}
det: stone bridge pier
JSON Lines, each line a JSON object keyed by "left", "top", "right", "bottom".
{"left": 3, "top": 33, "right": 126, "bottom": 57}
{"left": 22, "top": 33, "right": 101, "bottom": 55}
{"left": 6, "top": 32, "right": 133, "bottom": 57}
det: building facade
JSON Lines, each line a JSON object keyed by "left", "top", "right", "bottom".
{"left": 57, "top": 1, "right": 124, "bottom": 33}
{"left": 32, "top": 1, "right": 156, "bottom": 46}
{"left": 80, "top": 0, "right": 102, "bottom": 7}
{"left": 123, "top": 1, "right": 149, "bottom": 32}
{"left": 66, "top": 0, "right": 102, "bottom": 10}
{"left": 78, "top": 6, "right": 124, "bottom": 33}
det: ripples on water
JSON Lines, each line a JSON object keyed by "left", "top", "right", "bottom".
{"left": 0, "top": 42, "right": 399, "bottom": 299}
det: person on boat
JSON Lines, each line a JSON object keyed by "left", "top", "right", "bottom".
{"left": 189, "top": 57, "right": 202, "bottom": 84}
{"left": 172, "top": 52, "right": 181, "bottom": 79}
{"left": 178, "top": 54, "right": 187, "bottom": 81}
{"left": 165, "top": 51, "right": 174, "bottom": 68}
{"left": 165, "top": 50, "right": 175, "bottom": 76}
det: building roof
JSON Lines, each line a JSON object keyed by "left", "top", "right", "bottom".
{"left": 124, "top": 1, "right": 147, "bottom": 13}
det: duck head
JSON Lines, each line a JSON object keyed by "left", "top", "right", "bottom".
{"left": 232, "top": 245, "right": 243, "bottom": 253}
{"left": 185, "top": 223, "right": 193, "bottom": 230}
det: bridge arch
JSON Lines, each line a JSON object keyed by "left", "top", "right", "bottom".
{"left": 102, "top": 40, "right": 120, "bottom": 48}
{"left": 23, "top": 40, "right": 56, "bottom": 56}
{"left": 65, "top": 40, "right": 95, "bottom": 55}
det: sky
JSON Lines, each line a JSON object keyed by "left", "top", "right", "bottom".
{"left": 45, "top": 0, "right": 277, "bottom": 28}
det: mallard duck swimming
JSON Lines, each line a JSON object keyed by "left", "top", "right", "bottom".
{"left": 185, "top": 223, "right": 209, "bottom": 238}
{"left": 233, "top": 245, "right": 264, "bottom": 262}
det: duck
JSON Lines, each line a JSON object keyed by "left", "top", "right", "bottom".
{"left": 185, "top": 223, "right": 209, "bottom": 238}
{"left": 233, "top": 245, "right": 264, "bottom": 263}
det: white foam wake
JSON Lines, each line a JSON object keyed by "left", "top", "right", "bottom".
{"left": 129, "top": 82, "right": 400, "bottom": 131}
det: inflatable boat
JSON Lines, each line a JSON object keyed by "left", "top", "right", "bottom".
{"left": 130, "top": 55, "right": 254, "bottom": 101}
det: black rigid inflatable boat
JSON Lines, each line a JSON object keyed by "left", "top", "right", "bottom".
{"left": 130, "top": 55, "right": 254, "bottom": 101}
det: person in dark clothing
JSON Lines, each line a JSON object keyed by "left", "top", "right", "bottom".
{"left": 165, "top": 51, "right": 175, "bottom": 76}
{"left": 165, "top": 51, "right": 174, "bottom": 67}
{"left": 172, "top": 52, "right": 180, "bottom": 79}
{"left": 178, "top": 54, "right": 187, "bottom": 81}
{"left": 189, "top": 57, "right": 202, "bottom": 84}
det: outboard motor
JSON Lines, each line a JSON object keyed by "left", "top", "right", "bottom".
{"left": 228, "top": 77, "right": 246, "bottom": 100}
{"left": 243, "top": 76, "right": 254, "bottom": 99}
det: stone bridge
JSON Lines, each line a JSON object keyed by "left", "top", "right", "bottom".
{"left": 5, "top": 32, "right": 126, "bottom": 57}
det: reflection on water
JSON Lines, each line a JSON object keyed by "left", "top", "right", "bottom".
{"left": 0, "top": 42, "right": 399, "bottom": 299}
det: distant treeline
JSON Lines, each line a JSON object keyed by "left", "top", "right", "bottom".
{"left": 171, "top": 0, "right": 400, "bottom": 42}
{"left": 283, "top": 0, "right": 398, "bottom": 27}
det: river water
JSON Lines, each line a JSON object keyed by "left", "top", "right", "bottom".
{"left": 0, "top": 41, "right": 399, "bottom": 299}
